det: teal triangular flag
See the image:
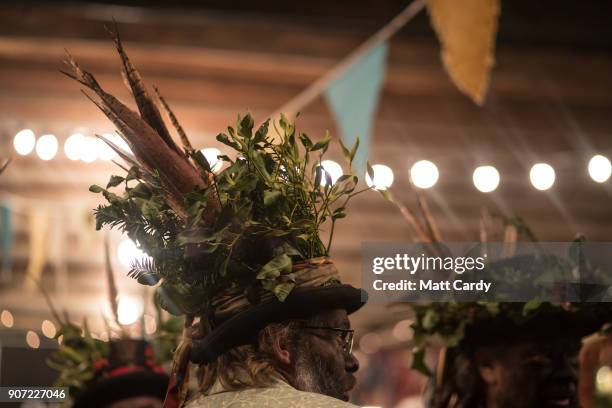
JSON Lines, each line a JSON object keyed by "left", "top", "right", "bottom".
{"left": 325, "top": 42, "right": 388, "bottom": 173}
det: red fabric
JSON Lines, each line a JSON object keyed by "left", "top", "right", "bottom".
{"left": 108, "top": 365, "right": 146, "bottom": 377}
{"left": 163, "top": 374, "right": 180, "bottom": 408}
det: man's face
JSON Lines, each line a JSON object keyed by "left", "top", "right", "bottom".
{"left": 477, "top": 336, "right": 581, "bottom": 408}
{"left": 107, "top": 396, "right": 163, "bottom": 408}
{"left": 292, "top": 308, "right": 359, "bottom": 401}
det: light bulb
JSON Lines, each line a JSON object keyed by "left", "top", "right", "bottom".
{"left": 366, "top": 164, "right": 394, "bottom": 190}
{"left": 473, "top": 165, "right": 500, "bottom": 192}
{"left": 530, "top": 163, "right": 555, "bottom": 191}
{"left": 36, "top": 134, "right": 58, "bottom": 161}
{"left": 13, "top": 129, "right": 36, "bottom": 156}
{"left": 410, "top": 160, "right": 439, "bottom": 189}
{"left": 319, "top": 160, "right": 343, "bottom": 186}
{"left": 588, "top": 155, "right": 612, "bottom": 183}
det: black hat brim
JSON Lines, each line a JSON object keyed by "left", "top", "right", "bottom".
{"left": 190, "top": 284, "right": 367, "bottom": 364}
{"left": 461, "top": 304, "right": 611, "bottom": 351}
{"left": 72, "top": 371, "right": 169, "bottom": 408}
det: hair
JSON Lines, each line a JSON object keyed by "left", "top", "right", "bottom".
{"left": 426, "top": 347, "right": 490, "bottom": 408}
{"left": 196, "top": 316, "right": 319, "bottom": 394}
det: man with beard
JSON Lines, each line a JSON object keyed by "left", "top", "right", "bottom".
{"left": 186, "top": 308, "right": 360, "bottom": 407}
{"left": 414, "top": 302, "right": 611, "bottom": 408}
{"left": 64, "top": 27, "right": 369, "bottom": 408}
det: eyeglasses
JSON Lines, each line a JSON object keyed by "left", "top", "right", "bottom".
{"left": 300, "top": 325, "right": 355, "bottom": 354}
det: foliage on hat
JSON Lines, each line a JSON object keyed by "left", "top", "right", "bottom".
{"left": 45, "top": 237, "right": 182, "bottom": 394}
{"left": 63, "top": 31, "right": 368, "bottom": 320}
{"left": 384, "top": 190, "right": 611, "bottom": 376}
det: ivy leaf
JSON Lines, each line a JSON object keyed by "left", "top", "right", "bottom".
{"left": 349, "top": 137, "right": 360, "bottom": 164}
{"left": 216, "top": 133, "right": 240, "bottom": 150}
{"left": 338, "top": 138, "right": 351, "bottom": 163}
{"left": 89, "top": 184, "right": 104, "bottom": 193}
{"left": 299, "top": 133, "right": 313, "bottom": 150}
{"left": 254, "top": 119, "right": 270, "bottom": 144}
{"left": 257, "top": 254, "right": 292, "bottom": 280}
{"left": 272, "top": 282, "right": 295, "bottom": 302}
{"left": 311, "top": 131, "right": 332, "bottom": 152}
{"left": 366, "top": 161, "right": 375, "bottom": 183}
{"left": 411, "top": 348, "right": 432, "bottom": 377}
{"left": 125, "top": 166, "right": 140, "bottom": 181}
{"left": 106, "top": 175, "right": 125, "bottom": 188}
{"left": 263, "top": 190, "right": 282, "bottom": 206}
{"left": 314, "top": 166, "right": 323, "bottom": 188}
{"left": 522, "top": 300, "right": 542, "bottom": 316}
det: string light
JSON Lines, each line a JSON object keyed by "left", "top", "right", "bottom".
{"left": 473, "top": 165, "right": 500, "bottom": 193}
{"left": 41, "top": 319, "right": 57, "bottom": 339}
{"left": 359, "top": 332, "right": 382, "bottom": 354}
{"left": 80, "top": 136, "right": 98, "bottom": 163}
{"left": 596, "top": 366, "right": 612, "bottom": 394}
{"left": 26, "top": 331, "right": 40, "bottom": 349}
{"left": 117, "top": 239, "right": 148, "bottom": 268}
{"left": 13, "top": 129, "right": 36, "bottom": 156}
{"left": 201, "top": 148, "right": 223, "bottom": 173}
{"left": 117, "top": 296, "right": 144, "bottom": 325}
{"left": 0, "top": 310, "right": 14, "bottom": 328}
{"left": 319, "top": 160, "right": 343, "bottom": 186}
{"left": 64, "top": 133, "right": 84, "bottom": 161}
{"left": 410, "top": 160, "right": 439, "bottom": 189}
{"left": 35, "top": 134, "right": 58, "bottom": 161}
{"left": 588, "top": 155, "right": 612, "bottom": 183}
{"left": 392, "top": 319, "right": 413, "bottom": 341}
{"left": 530, "top": 163, "right": 555, "bottom": 191}
{"left": 365, "top": 164, "right": 394, "bottom": 190}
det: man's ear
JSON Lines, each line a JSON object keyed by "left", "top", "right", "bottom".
{"left": 475, "top": 350, "right": 502, "bottom": 386}
{"left": 272, "top": 333, "right": 292, "bottom": 365}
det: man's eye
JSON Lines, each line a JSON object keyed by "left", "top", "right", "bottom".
{"left": 524, "top": 355, "right": 552, "bottom": 366}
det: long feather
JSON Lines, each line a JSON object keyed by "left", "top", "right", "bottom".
{"left": 154, "top": 86, "right": 194, "bottom": 153}
{"left": 106, "top": 24, "right": 181, "bottom": 156}
{"left": 389, "top": 188, "right": 432, "bottom": 243}
{"left": 31, "top": 277, "right": 64, "bottom": 326}
{"left": 64, "top": 52, "right": 207, "bottom": 196}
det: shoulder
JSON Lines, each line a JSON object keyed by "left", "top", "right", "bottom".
{"left": 186, "top": 386, "right": 359, "bottom": 408}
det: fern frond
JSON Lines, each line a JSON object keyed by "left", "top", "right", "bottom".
{"left": 128, "top": 257, "right": 162, "bottom": 286}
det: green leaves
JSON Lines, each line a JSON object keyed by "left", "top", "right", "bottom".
{"left": 106, "top": 175, "right": 125, "bottom": 188}
{"left": 257, "top": 254, "right": 292, "bottom": 280}
{"left": 339, "top": 137, "right": 360, "bottom": 166}
{"left": 410, "top": 348, "right": 432, "bottom": 377}
{"left": 92, "top": 112, "right": 363, "bottom": 314}
{"left": 263, "top": 189, "right": 282, "bottom": 206}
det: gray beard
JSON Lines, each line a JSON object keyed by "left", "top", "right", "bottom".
{"left": 292, "top": 347, "right": 344, "bottom": 400}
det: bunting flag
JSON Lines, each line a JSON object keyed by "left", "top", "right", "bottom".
{"left": 324, "top": 42, "right": 388, "bottom": 173}
{"left": 24, "top": 207, "right": 50, "bottom": 291}
{"left": 426, "top": 0, "right": 500, "bottom": 105}
{"left": 0, "top": 202, "right": 12, "bottom": 283}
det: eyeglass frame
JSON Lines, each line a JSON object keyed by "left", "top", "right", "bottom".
{"left": 299, "top": 324, "right": 355, "bottom": 355}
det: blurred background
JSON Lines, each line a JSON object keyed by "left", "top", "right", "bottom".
{"left": 0, "top": 0, "right": 612, "bottom": 407}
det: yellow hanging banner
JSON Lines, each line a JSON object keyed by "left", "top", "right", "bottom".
{"left": 427, "top": 0, "right": 500, "bottom": 105}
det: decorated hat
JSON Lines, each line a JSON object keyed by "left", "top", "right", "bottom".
{"left": 381, "top": 189, "right": 612, "bottom": 376}
{"left": 44, "top": 237, "right": 179, "bottom": 408}
{"left": 63, "top": 26, "right": 368, "bottom": 404}
{"left": 70, "top": 338, "right": 169, "bottom": 408}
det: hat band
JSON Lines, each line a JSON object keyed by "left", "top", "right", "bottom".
{"left": 211, "top": 257, "right": 340, "bottom": 322}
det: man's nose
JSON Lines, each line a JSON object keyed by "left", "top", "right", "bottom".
{"left": 346, "top": 352, "right": 360, "bottom": 373}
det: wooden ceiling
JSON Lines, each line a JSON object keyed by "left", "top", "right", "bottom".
{"left": 0, "top": 1, "right": 611, "bottom": 339}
